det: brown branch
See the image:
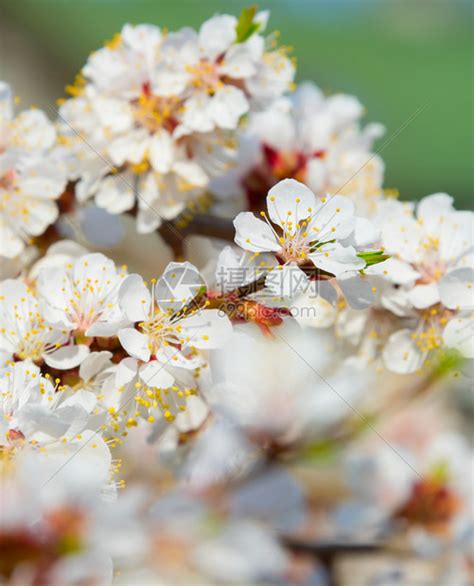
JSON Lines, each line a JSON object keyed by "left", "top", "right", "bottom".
{"left": 158, "top": 213, "right": 235, "bottom": 259}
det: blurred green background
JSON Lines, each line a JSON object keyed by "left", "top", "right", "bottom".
{"left": 1, "top": 0, "right": 472, "bottom": 207}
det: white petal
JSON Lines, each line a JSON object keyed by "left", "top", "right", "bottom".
{"left": 220, "top": 42, "right": 260, "bottom": 79}
{"left": 380, "top": 286, "right": 413, "bottom": 317}
{"left": 174, "top": 395, "right": 209, "bottom": 432}
{"left": 408, "top": 283, "right": 440, "bottom": 309}
{"left": 439, "top": 211, "right": 474, "bottom": 264}
{"left": 309, "top": 243, "right": 365, "bottom": 277}
{"left": 108, "top": 129, "right": 149, "bottom": 165}
{"left": 439, "top": 267, "right": 474, "bottom": 311}
{"left": 305, "top": 158, "right": 327, "bottom": 194}
{"left": 136, "top": 207, "right": 162, "bottom": 234}
{"left": 92, "top": 96, "right": 133, "bottom": 133}
{"left": 417, "top": 193, "right": 454, "bottom": 236}
{"left": 199, "top": 14, "right": 237, "bottom": 60}
{"left": 349, "top": 216, "right": 380, "bottom": 248}
{"left": 365, "top": 257, "right": 420, "bottom": 285}
{"left": 443, "top": 317, "right": 474, "bottom": 358}
{"left": 326, "top": 94, "right": 363, "bottom": 127}
{"left": 139, "top": 360, "right": 174, "bottom": 388}
{"left": 182, "top": 94, "right": 214, "bottom": 133}
{"left": 208, "top": 86, "right": 248, "bottom": 129}
{"left": 95, "top": 174, "right": 135, "bottom": 213}
{"left": 18, "top": 161, "right": 66, "bottom": 199}
{"left": 118, "top": 328, "right": 150, "bottom": 362}
{"left": 149, "top": 130, "right": 174, "bottom": 173}
{"left": 180, "top": 309, "right": 232, "bottom": 349}
{"left": 12, "top": 109, "right": 56, "bottom": 150}
{"left": 155, "top": 344, "right": 201, "bottom": 370}
{"left": 79, "top": 351, "right": 113, "bottom": 382}
{"left": 338, "top": 274, "right": 375, "bottom": 310}
{"left": 233, "top": 212, "right": 280, "bottom": 253}
{"left": 173, "top": 161, "right": 208, "bottom": 187}
{"left": 382, "top": 215, "right": 423, "bottom": 263}
{"left": 290, "top": 293, "right": 337, "bottom": 328}
{"left": 115, "top": 356, "right": 138, "bottom": 387}
{"left": 44, "top": 344, "right": 90, "bottom": 370}
{"left": 308, "top": 195, "right": 355, "bottom": 241}
{"left": 382, "top": 329, "right": 425, "bottom": 374}
{"left": 267, "top": 179, "right": 316, "bottom": 233}
{"left": 118, "top": 274, "right": 151, "bottom": 322}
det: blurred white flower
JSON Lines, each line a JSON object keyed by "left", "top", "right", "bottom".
{"left": 207, "top": 320, "right": 368, "bottom": 442}
{"left": 57, "top": 12, "right": 294, "bottom": 232}
{"left": 213, "top": 81, "right": 384, "bottom": 215}
{"left": 375, "top": 194, "right": 474, "bottom": 372}
{"left": 0, "top": 81, "right": 66, "bottom": 259}
{"left": 0, "top": 361, "right": 97, "bottom": 450}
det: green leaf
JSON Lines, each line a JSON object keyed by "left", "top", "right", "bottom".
{"left": 357, "top": 249, "right": 390, "bottom": 266}
{"left": 235, "top": 5, "right": 260, "bottom": 43}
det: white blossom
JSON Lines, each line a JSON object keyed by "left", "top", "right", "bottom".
{"left": 0, "top": 82, "right": 66, "bottom": 259}
{"left": 58, "top": 13, "right": 293, "bottom": 232}
{"left": 213, "top": 81, "right": 384, "bottom": 215}
{"left": 0, "top": 279, "right": 89, "bottom": 369}
{"left": 375, "top": 194, "right": 474, "bottom": 373}
{"left": 234, "top": 178, "right": 371, "bottom": 283}
{"left": 36, "top": 252, "right": 129, "bottom": 338}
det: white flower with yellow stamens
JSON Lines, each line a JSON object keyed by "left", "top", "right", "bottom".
{"left": 36, "top": 253, "right": 129, "bottom": 339}
{"left": 233, "top": 178, "right": 367, "bottom": 286}
{"left": 212, "top": 81, "right": 384, "bottom": 215}
{"left": 0, "top": 279, "right": 89, "bottom": 369}
{"left": 158, "top": 11, "right": 293, "bottom": 133}
{"left": 57, "top": 12, "right": 293, "bottom": 232}
{"left": 368, "top": 193, "right": 474, "bottom": 373}
{"left": 0, "top": 82, "right": 66, "bottom": 259}
{"left": 117, "top": 262, "right": 232, "bottom": 380}
{"left": 0, "top": 360, "right": 98, "bottom": 451}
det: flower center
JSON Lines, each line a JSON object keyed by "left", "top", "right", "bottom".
{"left": 278, "top": 229, "right": 312, "bottom": 265}
{"left": 139, "top": 311, "right": 182, "bottom": 356}
{"left": 186, "top": 60, "right": 222, "bottom": 94}
{"left": 132, "top": 84, "right": 181, "bottom": 134}
{"left": 410, "top": 306, "right": 451, "bottom": 354}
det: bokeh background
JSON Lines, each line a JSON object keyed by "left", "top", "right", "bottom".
{"left": 1, "top": 0, "right": 472, "bottom": 207}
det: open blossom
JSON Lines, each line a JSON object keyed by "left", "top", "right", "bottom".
{"left": 58, "top": 12, "right": 294, "bottom": 232}
{"left": 0, "top": 361, "right": 99, "bottom": 451}
{"left": 233, "top": 178, "right": 372, "bottom": 282}
{"left": 117, "top": 262, "right": 232, "bottom": 369}
{"left": 0, "top": 279, "right": 89, "bottom": 369}
{"left": 373, "top": 194, "right": 474, "bottom": 372}
{"left": 158, "top": 11, "right": 292, "bottom": 132}
{"left": 212, "top": 81, "right": 384, "bottom": 214}
{"left": 36, "top": 252, "right": 129, "bottom": 338}
{"left": 0, "top": 82, "right": 66, "bottom": 259}
{"left": 116, "top": 262, "right": 232, "bottom": 421}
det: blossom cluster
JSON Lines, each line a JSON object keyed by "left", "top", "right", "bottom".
{"left": 56, "top": 10, "right": 294, "bottom": 233}
{"left": 1, "top": 7, "right": 473, "bottom": 586}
